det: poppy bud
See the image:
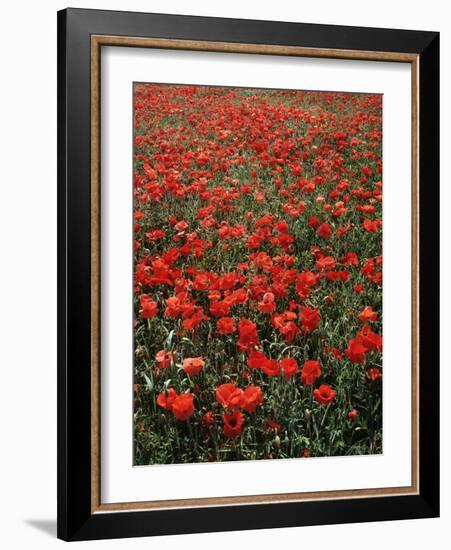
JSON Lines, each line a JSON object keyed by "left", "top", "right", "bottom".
{"left": 135, "top": 346, "right": 145, "bottom": 358}
{"left": 305, "top": 409, "right": 311, "bottom": 420}
{"left": 274, "top": 435, "right": 281, "bottom": 449}
{"left": 324, "top": 294, "right": 335, "bottom": 304}
{"left": 136, "top": 421, "right": 145, "bottom": 433}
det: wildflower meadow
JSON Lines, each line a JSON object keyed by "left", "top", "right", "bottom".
{"left": 133, "top": 83, "right": 383, "bottom": 465}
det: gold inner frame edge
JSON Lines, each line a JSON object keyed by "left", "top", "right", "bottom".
{"left": 90, "top": 35, "right": 420, "bottom": 514}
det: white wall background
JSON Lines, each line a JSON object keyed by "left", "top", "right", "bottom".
{"left": 0, "top": 0, "right": 448, "bottom": 547}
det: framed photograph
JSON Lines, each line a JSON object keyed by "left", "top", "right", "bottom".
{"left": 57, "top": 8, "right": 439, "bottom": 541}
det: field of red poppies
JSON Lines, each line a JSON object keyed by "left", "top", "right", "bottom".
{"left": 133, "top": 83, "right": 383, "bottom": 465}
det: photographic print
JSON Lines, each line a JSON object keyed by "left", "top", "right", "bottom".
{"left": 133, "top": 83, "right": 383, "bottom": 465}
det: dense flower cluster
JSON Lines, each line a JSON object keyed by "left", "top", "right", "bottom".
{"left": 133, "top": 83, "right": 383, "bottom": 464}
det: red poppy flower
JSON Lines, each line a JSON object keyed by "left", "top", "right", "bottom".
{"left": 301, "top": 360, "right": 322, "bottom": 385}
{"left": 330, "top": 347, "right": 344, "bottom": 360}
{"left": 182, "top": 357, "right": 205, "bottom": 376}
{"left": 280, "top": 357, "right": 298, "bottom": 379}
{"left": 261, "top": 358, "right": 281, "bottom": 377}
{"left": 367, "top": 367, "right": 382, "bottom": 381}
{"left": 156, "top": 388, "right": 177, "bottom": 411}
{"left": 324, "top": 269, "right": 349, "bottom": 282}
{"left": 345, "top": 338, "right": 368, "bottom": 363}
{"left": 317, "top": 222, "right": 333, "bottom": 239}
{"left": 217, "top": 317, "right": 236, "bottom": 334}
{"left": 300, "top": 306, "right": 320, "bottom": 333}
{"left": 164, "top": 294, "right": 184, "bottom": 317}
{"left": 313, "top": 384, "right": 336, "bottom": 405}
{"left": 171, "top": 393, "right": 195, "bottom": 420}
{"left": 272, "top": 311, "right": 299, "bottom": 343}
{"left": 237, "top": 318, "right": 259, "bottom": 350}
{"left": 219, "top": 272, "right": 240, "bottom": 290}
{"left": 357, "top": 325, "right": 382, "bottom": 351}
{"left": 174, "top": 220, "right": 189, "bottom": 232}
{"left": 361, "top": 258, "right": 376, "bottom": 276}
{"left": 247, "top": 233, "right": 264, "bottom": 249}
{"left": 139, "top": 294, "right": 159, "bottom": 319}
{"left": 340, "top": 251, "right": 359, "bottom": 266}
{"left": 348, "top": 409, "right": 358, "bottom": 421}
{"left": 216, "top": 383, "right": 244, "bottom": 408}
{"left": 210, "top": 300, "right": 231, "bottom": 317}
{"left": 182, "top": 309, "right": 208, "bottom": 332}
{"left": 258, "top": 292, "right": 276, "bottom": 314}
{"left": 362, "top": 219, "right": 381, "bottom": 233}
{"left": 145, "top": 229, "right": 165, "bottom": 242}
{"left": 297, "top": 271, "right": 318, "bottom": 299}
{"left": 358, "top": 306, "right": 378, "bottom": 322}
{"left": 228, "top": 288, "right": 248, "bottom": 305}
{"left": 316, "top": 255, "right": 336, "bottom": 271}
{"left": 275, "top": 220, "right": 289, "bottom": 233}
{"left": 202, "top": 411, "right": 215, "bottom": 426}
{"left": 223, "top": 410, "right": 244, "bottom": 437}
{"left": 247, "top": 350, "right": 267, "bottom": 370}
{"left": 281, "top": 321, "right": 299, "bottom": 343}
{"left": 241, "top": 386, "right": 263, "bottom": 413}
{"left": 308, "top": 216, "right": 320, "bottom": 229}
{"left": 192, "top": 272, "right": 210, "bottom": 291}
{"left": 149, "top": 259, "right": 174, "bottom": 286}
{"left": 155, "top": 350, "right": 173, "bottom": 369}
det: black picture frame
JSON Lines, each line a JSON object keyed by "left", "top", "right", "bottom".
{"left": 57, "top": 7, "right": 439, "bottom": 541}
